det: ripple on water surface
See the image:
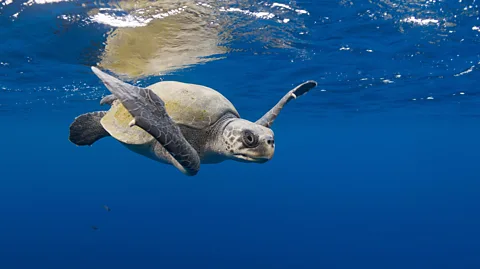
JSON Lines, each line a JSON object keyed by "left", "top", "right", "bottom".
{"left": 0, "top": 0, "right": 315, "bottom": 114}
{"left": 0, "top": 0, "right": 479, "bottom": 118}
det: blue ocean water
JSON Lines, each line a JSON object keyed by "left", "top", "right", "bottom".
{"left": 1, "top": 0, "right": 480, "bottom": 268}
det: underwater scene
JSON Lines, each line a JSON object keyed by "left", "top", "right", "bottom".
{"left": 0, "top": 0, "right": 479, "bottom": 268}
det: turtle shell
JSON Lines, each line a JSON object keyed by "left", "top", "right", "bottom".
{"left": 100, "top": 81, "right": 240, "bottom": 145}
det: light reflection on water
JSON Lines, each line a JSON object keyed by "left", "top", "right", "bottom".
{"left": 0, "top": 0, "right": 479, "bottom": 118}
{"left": 75, "top": 0, "right": 311, "bottom": 79}
{"left": 0, "top": 0, "right": 314, "bottom": 113}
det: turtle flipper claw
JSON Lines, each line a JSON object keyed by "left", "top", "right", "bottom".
{"left": 100, "top": 94, "right": 117, "bottom": 106}
{"left": 291, "top": 80, "right": 317, "bottom": 98}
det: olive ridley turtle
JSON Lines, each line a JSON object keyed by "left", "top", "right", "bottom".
{"left": 69, "top": 67, "right": 317, "bottom": 176}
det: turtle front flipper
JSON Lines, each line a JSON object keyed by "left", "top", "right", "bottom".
{"left": 91, "top": 66, "right": 201, "bottom": 176}
{"left": 255, "top": 81, "right": 317, "bottom": 128}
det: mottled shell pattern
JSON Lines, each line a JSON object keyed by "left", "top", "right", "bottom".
{"left": 100, "top": 81, "right": 240, "bottom": 145}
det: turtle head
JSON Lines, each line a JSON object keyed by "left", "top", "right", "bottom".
{"left": 221, "top": 118, "right": 275, "bottom": 163}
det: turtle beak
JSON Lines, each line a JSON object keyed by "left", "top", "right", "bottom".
{"left": 260, "top": 134, "right": 275, "bottom": 161}
{"left": 234, "top": 134, "right": 275, "bottom": 163}
{"left": 233, "top": 154, "right": 272, "bottom": 163}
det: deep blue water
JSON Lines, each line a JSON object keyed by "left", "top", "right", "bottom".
{"left": 1, "top": 0, "right": 480, "bottom": 268}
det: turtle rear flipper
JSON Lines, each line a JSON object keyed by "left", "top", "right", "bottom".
{"left": 69, "top": 111, "right": 110, "bottom": 146}
{"left": 91, "top": 66, "right": 201, "bottom": 176}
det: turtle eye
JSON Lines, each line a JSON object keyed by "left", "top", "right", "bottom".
{"left": 242, "top": 130, "right": 258, "bottom": 148}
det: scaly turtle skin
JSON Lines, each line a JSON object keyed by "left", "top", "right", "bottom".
{"left": 69, "top": 66, "right": 317, "bottom": 176}
{"left": 100, "top": 80, "right": 240, "bottom": 145}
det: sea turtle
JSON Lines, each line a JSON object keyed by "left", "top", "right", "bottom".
{"left": 69, "top": 67, "right": 317, "bottom": 176}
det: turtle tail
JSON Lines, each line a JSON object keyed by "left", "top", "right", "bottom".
{"left": 69, "top": 111, "right": 110, "bottom": 146}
